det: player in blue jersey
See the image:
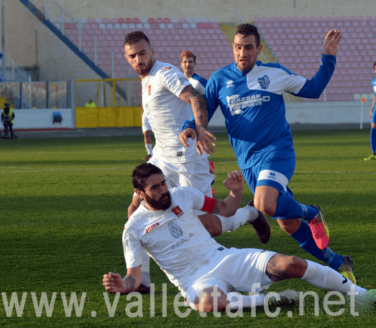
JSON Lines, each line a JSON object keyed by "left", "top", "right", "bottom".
{"left": 180, "top": 50, "right": 208, "bottom": 95}
{"left": 364, "top": 61, "right": 376, "bottom": 161}
{"left": 180, "top": 24, "right": 357, "bottom": 284}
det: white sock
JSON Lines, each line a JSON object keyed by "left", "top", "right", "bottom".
{"left": 217, "top": 207, "right": 259, "bottom": 234}
{"left": 227, "top": 292, "right": 265, "bottom": 309}
{"left": 302, "top": 260, "right": 367, "bottom": 294}
{"left": 145, "top": 143, "right": 153, "bottom": 155}
{"left": 141, "top": 249, "right": 151, "bottom": 287}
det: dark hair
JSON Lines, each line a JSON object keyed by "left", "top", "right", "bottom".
{"left": 180, "top": 50, "right": 196, "bottom": 63}
{"left": 235, "top": 24, "right": 260, "bottom": 46}
{"left": 132, "top": 163, "right": 163, "bottom": 191}
{"left": 124, "top": 31, "right": 151, "bottom": 47}
{"left": 374, "top": 62, "right": 376, "bottom": 69}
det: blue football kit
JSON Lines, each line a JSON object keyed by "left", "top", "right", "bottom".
{"left": 185, "top": 53, "right": 336, "bottom": 196}
{"left": 371, "top": 78, "right": 376, "bottom": 124}
{"left": 189, "top": 73, "right": 207, "bottom": 95}
{"left": 182, "top": 53, "right": 347, "bottom": 271}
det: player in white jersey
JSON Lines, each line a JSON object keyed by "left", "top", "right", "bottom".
{"left": 123, "top": 31, "right": 270, "bottom": 292}
{"left": 141, "top": 107, "right": 153, "bottom": 160}
{"left": 180, "top": 50, "right": 207, "bottom": 95}
{"left": 103, "top": 163, "right": 375, "bottom": 312}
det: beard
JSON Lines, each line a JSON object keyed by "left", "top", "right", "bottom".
{"left": 144, "top": 191, "right": 172, "bottom": 211}
{"left": 135, "top": 57, "right": 154, "bottom": 76}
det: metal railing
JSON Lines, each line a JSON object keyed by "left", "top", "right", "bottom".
{"left": 0, "top": 80, "right": 70, "bottom": 109}
{"left": 29, "top": 0, "right": 126, "bottom": 78}
{"left": 0, "top": 54, "right": 31, "bottom": 82}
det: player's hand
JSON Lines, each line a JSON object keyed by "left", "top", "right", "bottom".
{"left": 102, "top": 272, "right": 126, "bottom": 294}
{"left": 223, "top": 170, "right": 244, "bottom": 191}
{"left": 196, "top": 127, "right": 217, "bottom": 155}
{"left": 370, "top": 111, "right": 373, "bottom": 120}
{"left": 179, "top": 128, "right": 197, "bottom": 148}
{"left": 323, "top": 30, "right": 341, "bottom": 56}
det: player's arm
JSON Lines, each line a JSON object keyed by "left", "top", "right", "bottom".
{"left": 128, "top": 194, "right": 142, "bottom": 218}
{"left": 293, "top": 30, "right": 341, "bottom": 99}
{"left": 370, "top": 97, "right": 375, "bottom": 119}
{"left": 102, "top": 266, "right": 141, "bottom": 294}
{"left": 179, "top": 85, "right": 217, "bottom": 154}
{"left": 201, "top": 171, "right": 243, "bottom": 217}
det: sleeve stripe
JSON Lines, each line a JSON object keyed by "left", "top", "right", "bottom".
{"left": 201, "top": 196, "right": 216, "bottom": 213}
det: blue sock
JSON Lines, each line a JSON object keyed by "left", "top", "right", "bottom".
{"left": 291, "top": 220, "right": 344, "bottom": 270}
{"left": 275, "top": 195, "right": 318, "bottom": 221}
{"left": 371, "top": 128, "right": 376, "bottom": 154}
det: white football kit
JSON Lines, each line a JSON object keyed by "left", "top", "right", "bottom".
{"left": 123, "top": 187, "right": 276, "bottom": 309}
{"left": 141, "top": 111, "right": 152, "bottom": 133}
{"left": 140, "top": 61, "right": 213, "bottom": 197}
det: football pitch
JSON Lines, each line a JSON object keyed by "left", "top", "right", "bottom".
{"left": 0, "top": 129, "right": 375, "bottom": 327}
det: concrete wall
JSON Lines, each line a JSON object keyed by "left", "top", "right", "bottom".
{"left": 12, "top": 108, "right": 74, "bottom": 129}
{"left": 0, "top": 0, "right": 38, "bottom": 67}
{"left": 0, "top": 0, "right": 102, "bottom": 81}
{"left": 57, "top": 0, "right": 374, "bottom": 22}
{"left": 208, "top": 101, "right": 372, "bottom": 129}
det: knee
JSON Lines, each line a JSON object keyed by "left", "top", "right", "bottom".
{"left": 206, "top": 223, "right": 222, "bottom": 237}
{"left": 285, "top": 256, "right": 307, "bottom": 278}
{"left": 194, "top": 292, "right": 228, "bottom": 312}
{"left": 277, "top": 218, "right": 301, "bottom": 235}
{"left": 254, "top": 197, "right": 277, "bottom": 217}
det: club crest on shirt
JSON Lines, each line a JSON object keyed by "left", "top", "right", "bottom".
{"left": 171, "top": 205, "right": 183, "bottom": 217}
{"left": 168, "top": 221, "right": 183, "bottom": 239}
{"left": 148, "top": 84, "right": 151, "bottom": 95}
{"left": 258, "top": 75, "right": 270, "bottom": 90}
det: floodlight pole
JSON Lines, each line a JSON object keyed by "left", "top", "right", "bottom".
{"left": 2, "top": 0, "right": 5, "bottom": 79}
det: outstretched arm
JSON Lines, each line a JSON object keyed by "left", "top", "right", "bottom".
{"left": 294, "top": 30, "right": 341, "bottom": 99}
{"left": 179, "top": 85, "right": 217, "bottom": 155}
{"left": 102, "top": 266, "right": 141, "bottom": 294}
{"left": 210, "top": 171, "right": 244, "bottom": 217}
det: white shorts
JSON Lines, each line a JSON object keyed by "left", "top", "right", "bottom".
{"left": 148, "top": 156, "right": 214, "bottom": 215}
{"left": 180, "top": 247, "right": 276, "bottom": 309}
{"left": 142, "top": 112, "right": 151, "bottom": 133}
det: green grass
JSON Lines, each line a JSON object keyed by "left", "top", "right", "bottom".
{"left": 0, "top": 129, "right": 375, "bottom": 327}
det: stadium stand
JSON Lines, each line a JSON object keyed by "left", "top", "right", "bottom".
{"left": 57, "top": 17, "right": 231, "bottom": 79}
{"left": 255, "top": 16, "right": 376, "bottom": 101}
{"left": 53, "top": 17, "right": 233, "bottom": 105}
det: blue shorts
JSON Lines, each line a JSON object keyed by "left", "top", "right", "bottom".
{"left": 371, "top": 109, "right": 376, "bottom": 124}
{"left": 242, "top": 146, "right": 295, "bottom": 220}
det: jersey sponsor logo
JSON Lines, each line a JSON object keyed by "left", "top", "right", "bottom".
{"left": 258, "top": 75, "right": 270, "bottom": 90}
{"left": 176, "top": 151, "right": 183, "bottom": 157}
{"left": 226, "top": 94, "right": 270, "bottom": 115}
{"left": 148, "top": 84, "right": 151, "bottom": 95}
{"left": 145, "top": 222, "right": 160, "bottom": 233}
{"left": 168, "top": 221, "right": 183, "bottom": 239}
{"left": 162, "top": 67, "right": 171, "bottom": 71}
{"left": 172, "top": 205, "right": 183, "bottom": 216}
{"left": 226, "top": 80, "right": 234, "bottom": 88}
{"left": 170, "top": 233, "right": 194, "bottom": 250}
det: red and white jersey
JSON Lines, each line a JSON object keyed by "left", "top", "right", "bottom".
{"left": 123, "top": 187, "right": 219, "bottom": 287}
{"left": 141, "top": 61, "right": 208, "bottom": 163}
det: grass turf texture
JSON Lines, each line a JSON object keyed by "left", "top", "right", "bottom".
{"left": 0, "top": 129, "right": 375, "bottom": 327}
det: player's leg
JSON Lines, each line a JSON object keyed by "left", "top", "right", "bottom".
{"left": 177, "top": 159, "right": 268, "bottom": 240}
{"left": 264, "top": 254, "right": 367, "bottom": 295}
{"left": 365, "top": 122, "right": 376, "bottom": 160}
{"left": 244, "top": 156, "right": 352, "bottom": 281}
